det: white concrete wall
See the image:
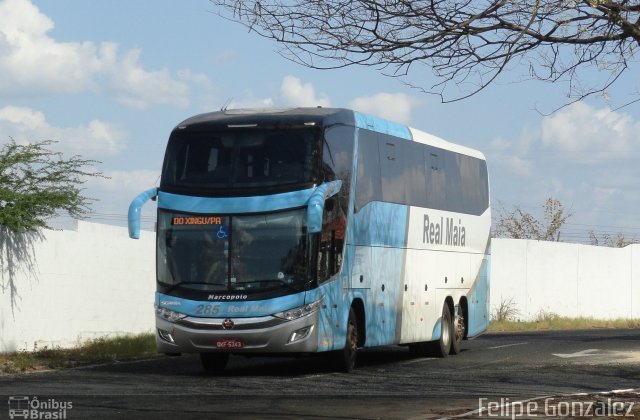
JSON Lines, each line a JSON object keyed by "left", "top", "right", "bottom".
{"left": 490, "top": 238, "right": 640, "bottom": 321}
{"left": 0, "top": 222, "right": 156, "bottom": 352}
{"left": 2, "top": 225, "right": 639, "bottom": 353}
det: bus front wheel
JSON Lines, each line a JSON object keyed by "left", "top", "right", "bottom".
{"left": 333, "top": 308, "right": 358, "bottom": 372}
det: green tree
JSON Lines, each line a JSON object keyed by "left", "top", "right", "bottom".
{"left": 0, "top": 139, "right": 102, "bottom": 232}
{"left": 213, "top": 0, "right": 640, "bottom": 107}
{"left": 0, "top": 139, "right": 103, "bottom": 311}
{"left": 493, "top": 198, "right": 571, "bottom": 241}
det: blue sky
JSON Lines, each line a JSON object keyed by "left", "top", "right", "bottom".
{"left": 1, "top": 0, "right": 639, "bottom": 243}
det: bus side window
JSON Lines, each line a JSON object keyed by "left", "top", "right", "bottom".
{"left": 323, "top": 125, "right": 355, "bottom": 215}
{"left": 379, "top": 136, "right": 406, "bottom": 204}
{"left": 426, "top": 149, "right": 447, "bottom": 210}
{"left": 355, "top": 129, "right": 382, "bottom": 212}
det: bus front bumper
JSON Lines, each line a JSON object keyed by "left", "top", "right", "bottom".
{"left": 155, "top": 311, "right": 319, "bottom": 354}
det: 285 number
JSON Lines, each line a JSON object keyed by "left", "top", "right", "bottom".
{"left": 195, "top": 304, "right": 220, "bottom": 316}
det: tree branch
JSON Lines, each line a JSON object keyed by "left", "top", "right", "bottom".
{"left": 212, "top": 0, "right": 639, "bottom": 104}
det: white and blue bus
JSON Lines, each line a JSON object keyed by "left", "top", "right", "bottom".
{"left": 128, "top": 108, "right": 490, "bottom": 372}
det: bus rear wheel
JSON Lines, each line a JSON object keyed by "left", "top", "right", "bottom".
{"left": 450, "top": 311, "right": 465, "bottom": 355}
{"left": 409, "top": 304, "right": 455, "bottom": 358}
{"left": 200, "top": 352, "right": 229, "bottom": 374}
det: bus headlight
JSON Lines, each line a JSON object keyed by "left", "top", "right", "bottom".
{"left": 289, "top": 325, "right": 314, "bottom": 343}
{"left": 155, "top": 306, "right": 187, "bottom": 322}
{"left": 157, "top": 329, "right": 176, "bottom": 343}
{"left": 274, "top": 298, "right": 323, "bottom": 321}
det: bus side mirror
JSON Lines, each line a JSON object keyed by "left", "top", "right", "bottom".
{"left": 128, "top": 187, "right": 158, "bottom": 239}
{"left": 306, "top": 181, "right": 342, "bottom": 234}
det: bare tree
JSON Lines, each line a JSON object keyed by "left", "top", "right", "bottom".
{"left": 588, "top": 231, "right": 635, "bottom": 247}
{"left": 212, "top": 0, "right": 640, "bottom": 106}
{"left": 493, "top": 197, "right": 571, "bottom": 241}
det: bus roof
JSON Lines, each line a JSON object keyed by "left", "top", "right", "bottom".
{"left": 174, "top": 107, "right": 355, "bottom": 131}
{"left": 410, "top": 127, "right": 486, "bottom": 161}
{"left": 173, "top": 107, "right": 485, "bottom": 161}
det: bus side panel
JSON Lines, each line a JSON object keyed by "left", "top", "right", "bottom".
{"left": 311, "top": 278, "right": 349, "bottom": 352}
{"left": 350, "top": 245, "right": 373, "bottom": 289}
{"left": 347, "top": 201, "right": 408, "bottom": 348}
{"left": 400, "top": 248, "right": 437, "bottom": 343}
{"left": 401, "top": 250, "right": 472, "bottom": 344}
{"left": 348, "top": 202, "right": 407, "bottom": 248}
{"left": 403, "top": 206, "right": 491, "bottom": 342}
{"left": 467, "top": 251, "right": 490, "bottom": 337}
{"left": 364, "top": 246, "right": 405, "bottom": 347}
{"left": 311, "top": 249, "right": 395, "bottom": 352}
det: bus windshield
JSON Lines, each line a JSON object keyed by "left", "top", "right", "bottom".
{"left": 157, "top": 209, "right": 309, "bottom": 293}
{"left": 161, "top": 128, "right": 320, "bottom": 193}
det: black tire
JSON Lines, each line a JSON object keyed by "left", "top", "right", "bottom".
{"left": 450, "top": 310, "right": 465, "bottom": 355}
{"left": 333, "top": 308, "right": 358, "bottom": 372}
{"left": 200, "top": 352, "right": 229, "bottom": 374}
{"left": 428, "top": 303, "right": 453, "bottom": 358}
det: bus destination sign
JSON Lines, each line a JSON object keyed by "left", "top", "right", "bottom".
{"left": 172, "top": 216, "right": 223, "bottom": 226}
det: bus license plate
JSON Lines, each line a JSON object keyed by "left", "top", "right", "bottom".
{"left": 215, "top": 338, "right": 244, "bottom": 349}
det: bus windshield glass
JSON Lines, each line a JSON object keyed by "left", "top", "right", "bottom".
{"left": 161, "top": 128, "right": 320, "bottom": 192}
{"left": 157, "top": 209, "right": 309, "bottom": 293}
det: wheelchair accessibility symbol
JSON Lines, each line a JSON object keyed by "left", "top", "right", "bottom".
{"left": 216, "top": 225, "right": 229, "bottom": 239}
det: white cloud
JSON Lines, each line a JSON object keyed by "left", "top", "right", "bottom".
{"left": 227, "top": 76, "right": 329, "bottom": 110}
{"left": 487, "top": 126, "right": 539, "bottom": 178}
{"left": 488, "top": 102, "right": 640, "bottom": 183}
{"left": 103, "top": 46, "right": 191, "bottom": 109}
{"left": 226, "top": 78, "right": 422, "bottom": 126}
{"left": 228, "top": 92, "right": 275, "bottom": 110}
{"left": 89, "top": 169, "right": 159, "bottom": 193}
{"left": 502, "top": 155, "right": 534, "bottom": 178}
{"left": 280, "top": 76, "right": 331, "bottom": 107}
{"left": 0, "top": 105, "right": 126, "bottom": 156}
{"left": 0, "top": 0, "right": 100, "bottom": 96}
{"left": 540, "top": 102, "right": 640, "bottom": 163}
{"left": 0, "top": 0, "right": 205, "bottom": 109}
{"left": 82, "top": 169, "right": 160, "bottom": 226}
{"left": 348, "top": 92, "right": 420, "bottom": 124}
{"left": 487, "top": 101, "right": 640, "bottom": 241}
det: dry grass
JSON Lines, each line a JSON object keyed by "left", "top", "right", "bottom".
{"left": 489, "top": 316, "right": 640, "bottom": 332}
{"left": 0, "top": 333, "right": 157, "bottom": 374}
{"left": 489, "top": 297, "right": 640, "bottom": 332}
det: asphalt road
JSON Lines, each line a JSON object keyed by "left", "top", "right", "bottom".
{"left": 1, "top": 329, "right": 639, "bottom": 419}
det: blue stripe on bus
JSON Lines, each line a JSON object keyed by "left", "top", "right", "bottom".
{"left": 466, "top": 248, "right": 490, "bottom": 337}
{"left": 345, "top": 201, "right": 409, "bottom": 347}
{"left": 347, "top": 114, "right": 413, "bottom": 346}
{"left": 353, "top": 112, "right": 413, "bottom": 140}
{"left": 349, "top": 201, "right": 408, "bottom": 247}
{"left": 158, "top": 189, "right": 315, "bottom": 214}
{"left": 156, "top": 292, "right": 306, "bottom": 318}
{"left": 431, "top": 318, "right": 443, "bottom": 341}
